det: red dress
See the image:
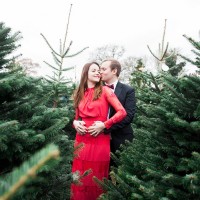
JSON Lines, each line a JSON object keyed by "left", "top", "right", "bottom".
{"left": 71, "top": 86, "right": 126, "bottom": 200}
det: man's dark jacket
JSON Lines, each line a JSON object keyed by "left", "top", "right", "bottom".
{"left": 105, "top": 81, "right": 136, "bottom": 153}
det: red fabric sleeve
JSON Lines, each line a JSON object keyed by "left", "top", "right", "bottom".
{"left": 103, "top": 87, "right": 127, "bottom": 129}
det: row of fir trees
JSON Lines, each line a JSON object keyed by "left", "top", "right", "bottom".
{"left": 0, "top": 22, "right": 77, "bottom": 200}
{"left": 98, "top": 35, "right": 200, "bottom": 199}
{"left": 1, "top": 22, "right": 200, "bottom": 200}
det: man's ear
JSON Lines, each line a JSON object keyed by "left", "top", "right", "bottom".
{"left": 112, "top": 69, "right": 117, "bottom": 75}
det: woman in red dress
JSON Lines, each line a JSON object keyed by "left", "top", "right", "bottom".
{"left": 71, "top": 62, "right": 126, "bottom": 200}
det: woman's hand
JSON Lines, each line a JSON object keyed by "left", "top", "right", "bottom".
{"left": 88, "top": 121, "right": 105, "bottom": 137}
{"left": 73, "top": 120, "right": 87, "bottom": 135}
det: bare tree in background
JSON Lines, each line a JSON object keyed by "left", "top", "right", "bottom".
{"left": 120, "top": 56, "right": 138, "bottom": 83}
{"left": 89, "top": 44, "right": 147, "bottom": 83}
{"left": 120, "top": 56, "right": 149, "bottom": 84}
{"left": 89, "top": 44, "right": 125, "bottom": 63}
{"left": 17, "top": 58, "right": 41, "bottom": 76}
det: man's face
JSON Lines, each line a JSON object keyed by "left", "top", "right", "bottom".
{"left": 100, "top": 61, "right": 116, "bottom": 82}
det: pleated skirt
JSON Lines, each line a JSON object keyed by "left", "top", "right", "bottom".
{"left": 71, "top": 131, "right": 110, "bottom": 200}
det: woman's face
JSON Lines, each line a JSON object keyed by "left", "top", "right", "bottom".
{"left": 88, "top": 64, "right": 101, "bottom": 83}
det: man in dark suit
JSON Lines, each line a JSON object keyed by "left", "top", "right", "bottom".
{"left": 100, "top": 58, "right": 136, "bottom": 155}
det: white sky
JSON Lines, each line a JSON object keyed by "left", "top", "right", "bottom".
{"left": 1, "top": 0, "right": 200, "bottom": 79}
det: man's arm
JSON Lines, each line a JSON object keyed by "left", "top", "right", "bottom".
{"left": 104, "top": 88, "right": 136, "bottom": 133}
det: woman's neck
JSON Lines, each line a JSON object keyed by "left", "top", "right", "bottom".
{"left": 87, "top": 81, "right": 95, "bottom": 88}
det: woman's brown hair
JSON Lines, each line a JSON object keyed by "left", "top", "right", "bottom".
{"left": 73, "top": 62, "right": 102, "bottom": 108}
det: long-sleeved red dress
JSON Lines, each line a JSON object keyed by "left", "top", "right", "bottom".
{"left": 71, "top": 86, "right": 126, "bottom": 200}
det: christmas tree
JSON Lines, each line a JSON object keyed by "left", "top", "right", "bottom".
{"left": 98, "top": 35, "right": 200, "bottom": 200}
{"left": 0, "top": 22, "right": 74, "bottom": 200}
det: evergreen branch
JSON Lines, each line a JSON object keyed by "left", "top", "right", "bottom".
{"left": 45, "top": 75, "right": 58, "bottom": 82}
{"left": 11, "top": 31, "right": 23, "bottom": 41}
{"left": 44, "top": 77, "right": 53, "bottom": 84}
{"left": 0, "top": 75, "right": 15, "bottom": 83}
{"left": 62, "top": 41, "right": 73, "bottom": 57}
{"left": 150, "top": 73, "right": 161, "bottom": 93}
{"left": 41, "top": 118, "right": 69, "bottom": 138}
{"left": 97, "top": 180, "right": 119, "bottom": 199}
{"left": 59, "top": 39, "right": 62, "bottom": 55}
{"left": 0, "top": 144, "right": 60, "bottom": 200}
{"left": 160, "top": 42, "right": 169, "bottom": 61}
{"left": 147, "top": 41, "right": 168, "bottom": 62}
{"left": 51, "top": 52, "right": 61, "bottom": 65}
{"left": 92, "top": 176, "right": 109, "bottom": 191}
{"left": 110, "top": 172, "right": 134, "bottom": 194}
{"left": 183, "top": 34, "right": 200, "bottom": 50}
{"left": 163, "top": 83, "right": 191, "bottom": 107}
{"left": 40, "top": 33, "right": 60, "bottom": 57}
{"left": 59, "top": 76, "right": 65, "bottom": 81}
{"left": 59, "top": 77, "right": 71, "bottom": 83}
{"left": 147, "top": 45, "right": 161, "bottom": 61}
{"left": 191, "top": 49, "right": 200, "bottom": 57}
{"left": 161, "top": 19, "right": 167, "bottom": 54}
{"left": 163, "top": 75, "right": 180, "bottom": 89}
{"left": 61, "top": 66, "right": 74, "bottom": 71}
{"left": 65, "top": 47, "right": 89, "bottom": 58}
{"left": 59, "top": 80, "right": 71, "bottom": 84}
{"left": 168, "top": 65, "right": 180, "bottom": 73}
{"left": 135, "top": 105, "right": 148, "bottom": 116}
{"left": 188, "top": 76, "right": 200, "bottom": 86}
{"left": 164, "top": 49, "right": 175, "bottom": 60}
{"left": 110, "top": 152, "right": 120, "bottom": 166}
{"left": 62, "top": 4, "right": 73, "bottom": 53}
{"left": 31, "top": 91, "right": 55, "bottom": 107}
{"left": 2, "top": 66, "right": 23, "bottom": 75}
{"left": 72, "top": 169, "right": 92, "bottom": 185}
{"left": 53, "top": 71, "right": 59, "bottom": 77}
{"left": 178, "top": 54, "right": 196, "bottom": 66}
{"left": 158, "top": 43, "right": 161, "bottom": 53}
{"left": 10, "top": 53, "right": 23, "bottom": 61}
{"left": 59, "top": 76, "right": 71, "bottom": 82}
{"left": 0, "top": 120, "right": 18, "bottom": 130}
{"left": 147, "top": 19, "right": 170, "bottom": 66}
{"left": 43, "top": 61, "right": 59, "bottom": 71}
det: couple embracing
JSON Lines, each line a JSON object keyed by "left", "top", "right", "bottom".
{"left": 71, "top": 59, "right": 136, "bottom": 200}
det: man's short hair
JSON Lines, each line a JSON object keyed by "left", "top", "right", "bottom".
{"left": 102, "top": 58, "right": 121, "bottom": 77}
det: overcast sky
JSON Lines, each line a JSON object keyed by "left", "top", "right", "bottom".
{"left": 1, "top": 0, "right": 200, "bottom": 78}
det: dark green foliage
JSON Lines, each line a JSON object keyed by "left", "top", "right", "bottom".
{"left": 0, "top": 22, "right": 75, "bottom": 200}
{"left": 0, "top": 144, "right": 60, "bottom": 200}
{"left": 165, "top": 51, "right": 186, "bottom": 77}
{"left": 0, "top": 22, "right": 21, "bottom": 67}
{"left": 99, "top": 37, "right": 200, "bottom": 200}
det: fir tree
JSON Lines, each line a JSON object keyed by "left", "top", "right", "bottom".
{"left": 0, "top": 144, "right": 60, "bottom": 200}
{"left": 164, "top": 50, "right": 186, "bottom": 77}
{"left": 0, "top": 22, "right": 21, "bottom": 68}
{"left": 130, "top": 58, "right": 147, "bottom": 88}
{"left": 30, "top": 4, "right": 88, "bottom": 198}
{"left": 98, "top": 36, "right": 200, "bottom": 200}
{"left": 40, "top": 4, "right": 88, "bottom": 142}
{"left": 0, "top": 22, "right": 73, "bottom": 200}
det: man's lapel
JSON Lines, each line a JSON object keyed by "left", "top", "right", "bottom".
{"left": 114, "top": 81, "right": 123, "bottom": 98}
{"left": 109, "top": 81, "right": 123, "bottom": 117}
